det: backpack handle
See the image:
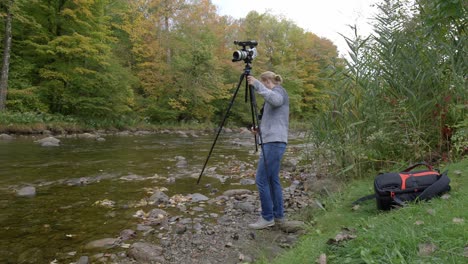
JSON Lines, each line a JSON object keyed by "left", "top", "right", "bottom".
{"left": 401, "top": 162, "right": 433, "bottom": 172}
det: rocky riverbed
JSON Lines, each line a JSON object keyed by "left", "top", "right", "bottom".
{"left": 1, "top": 129, "right": 338, "bottom": 264}
{"left": 79, "top": 176, "right": 320, "bottom": 264}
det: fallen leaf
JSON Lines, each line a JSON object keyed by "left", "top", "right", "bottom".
{"left": 418, "top": 243, "right": 437, "bottom": 256}
{"left": 427, "top": 209, "right": 436, "bottom": 216}
{"left": 463, "top": 245, "right": 468, "bottom": 258}
{"left": 327, "top": 228, "right": 357, "bottom": 244}
{"left": 441, "top": 194, "right": 451, "bottom": 200}
{"left": 415, "top": 220, "right": 424, "bottom": 225}
{"left": 317, "top": 253, "right": 327, "bottom": 264}
{"left": 454, "top": 170, "right": 462, "bottom": 176}
{"left": 453, "top": 218, "right": 464, "bottom": 224}
{"left": 352, "top": 204, "right": 360, "bottom": 211}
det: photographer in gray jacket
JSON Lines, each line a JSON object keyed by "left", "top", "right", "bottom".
{"left": 247, "top": 71, "right": 289, "bottom": 229}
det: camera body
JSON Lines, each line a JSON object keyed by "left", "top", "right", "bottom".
{"left": 232, "top": 40, "right": 258, "bottom": 63}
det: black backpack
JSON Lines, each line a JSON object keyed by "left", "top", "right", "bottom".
{"left": 353, "top": 162, "right": 451, "bottom": 210}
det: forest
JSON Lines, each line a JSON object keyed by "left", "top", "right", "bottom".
{"left": 0, "top": 0, "right": 339, "bottom": 122}
{"left": 0, "top": 0, "right": 466, "bottom": 175}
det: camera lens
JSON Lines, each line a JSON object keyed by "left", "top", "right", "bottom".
{"left": 232, "top": 50, "right": 247, "bottom": 61}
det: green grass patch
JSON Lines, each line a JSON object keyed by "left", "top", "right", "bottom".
{"left": 0, "top": 111, "right": 217, "bottom": 134}
{"left": 270, "top": 159, "right": 468, "bottom": 264}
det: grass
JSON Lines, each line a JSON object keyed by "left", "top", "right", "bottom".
{"left": 266, "top": 158, "right": 468, "bottom": 264}
{"left": 0, "top": 111, "right": 211, "bottom": 134}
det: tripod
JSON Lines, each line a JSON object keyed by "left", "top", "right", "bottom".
{"left": 197, "top": 62, "right": 267, "bottom": 184}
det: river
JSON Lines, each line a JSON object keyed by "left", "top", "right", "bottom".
{"left": 0, "top": 130, "right": 305, "bottom": 263}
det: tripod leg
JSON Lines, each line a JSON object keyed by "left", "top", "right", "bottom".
{"left": 247, "top": 81, "right": 259, "bottom": 152}
{"left": 249, "top": 85, "right": 269, "bottom": 174}
{"left": 197, "top": 73, "right": 245, "bottom": 184}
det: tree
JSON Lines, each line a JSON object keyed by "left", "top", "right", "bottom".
{"left": 0, "top": 0, "right": 13, "bottom": 110}
{"left": 33, "top": 0, "right": 134, "bottom": 117}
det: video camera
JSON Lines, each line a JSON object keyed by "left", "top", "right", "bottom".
{"left": 232, "top": 40, "right": 258, "bottom": 63}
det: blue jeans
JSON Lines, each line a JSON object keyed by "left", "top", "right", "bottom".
{"left": 256, "top": 142, "right": 287, "bottom": 221}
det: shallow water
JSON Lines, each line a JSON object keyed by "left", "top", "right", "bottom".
{"left": 0, "top": 131, "right": 295, "bottom": 263}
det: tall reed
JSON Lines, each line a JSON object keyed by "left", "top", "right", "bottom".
{"left": 307, "top": 0, "right": 467, "bottom": 179}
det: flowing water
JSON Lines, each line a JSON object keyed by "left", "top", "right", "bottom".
{"left": 0, "top": 131, "right": 303, "bottom": 263}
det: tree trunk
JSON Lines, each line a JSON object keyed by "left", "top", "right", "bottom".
{"left": 164, "top": 15, "right": 171, "bottom": 65}
{"left": 0, "top": 0, "right": 13, "bottom": 111}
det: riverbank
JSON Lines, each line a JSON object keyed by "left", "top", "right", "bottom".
{"left": 0, "top": 111, "right": 310, "bottom": 135}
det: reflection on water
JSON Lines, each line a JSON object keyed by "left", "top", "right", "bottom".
{"left": 0, "top": 132, "right": 265, "bottom": 263}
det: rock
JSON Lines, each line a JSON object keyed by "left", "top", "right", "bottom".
{"left": 65, "top": 177, "right": 89, "bottom": 186}
{"left": 147, "top": 208, "right": 168, "bottom": 219}
{"left": 175, "top": 224, "right": 188, "bottom": 234}
{"left": 192, "top": 207, "right": 205, "bottom": 212}
{"left": 149, "top": 190, "right": 169, "bottom": 204}
{"left": 240, "top": 179, "right": 256, "bottom": 185}
{"left": 418, "top": 243, "right": 438, "bottom": 256}
{"left": 41, "top": 141, "right": 60, "bottom": 147}
{"left": 128, "top": 242, "right": 164, "bottom": 263}
{"left": 233, "top": 202, "right": 256, "bottom": 213}
{"left": 35, "top": 136, "right": 60, "bottom": 145}
{"left": 0, "top": 133, "right": 13, "bottom": 140}
{"left": 282, "top": 158, "right": 298, "bottom": 172}
{"left": 176, "top": 159, "right": 188, "bottom": 168}
{"left": 176, "top": 131, "right": 188, "bottom": 137}
{"left": 136, "top": 224, "right": 153, "bottom": 231}
{"left": 16, "top": 186, "right": 36, "bottom": 197}
{"left": 279, "top": 220, "right": 305, "bottom": 233}
{"left": 76, "top": 256, "right": 89, "bottom": 264}
{"left": 119, "top": 174, "right": 144, "bottom": 181}
{"left": 223, "top": 189, "right": 252, "bottom": 197}
{"left": 77, "top": 133, "right": 97, "bottom": 139}
{"left": 166, "top": 177, "right": 176, "bottom": 184}
{"left": 119, "top": 229, "right": 136, "bottom": 241}
{"left": 189, "top": 193, "right": 209, "bottom": 202}
{"left": 85, "top": 238, "right": 118, "bottom": 249}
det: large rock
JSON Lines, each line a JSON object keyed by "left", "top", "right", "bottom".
{"left": 35, "top": 136, "right": 60, "bottom": 147}
{"left": 77, "top": 133, "right": 97, "bottom": 139}
{"left": 84, "top": 238, "right": 118, "bottom": 249}
{"left": 279, "top": 220, "right": 305, "bottom": 233}
{"left": 16, "top": 186, "right": 36, "bottom": 197}
{"left": 0, "top": 134, "right": 13, "bottom": 140}
{"left": 223, "top": 189, "right": 252, "bottom": 197}
{"left": 128, "top": 242, "right": 164, "bottom": 263}
{"left": 233, "top": 202, "right": 256, "bottom": 213}
{"left": 149, "top": 191, "right": 169, "bottom": 205}
{"left": 188, "top": 193, "right": 209, "bottom": 202}
{"left": 148, "top": 208, "right": 168, "bottom": 219}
